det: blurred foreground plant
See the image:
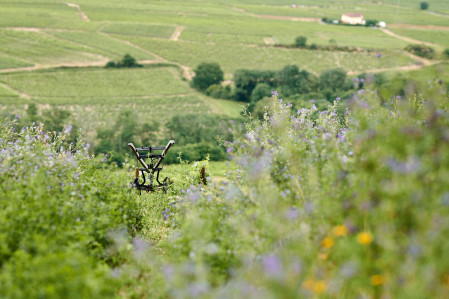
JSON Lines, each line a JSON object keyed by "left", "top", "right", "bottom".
{"left": 124, "top": 86, "right": 449, "bottom": 298}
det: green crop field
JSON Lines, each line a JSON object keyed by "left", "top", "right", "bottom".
{"left": 0, "top": 66, "right": 192, "bottom": 104}
{"left": 390, "top": 28, "right": 449, "bottom": 48}
{"left": 45, "top": 31, "right": 156, "bottom": 61}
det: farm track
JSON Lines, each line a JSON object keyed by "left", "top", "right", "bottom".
{"left": 347, "top": 58, "right": 441, "bottom": 75}
{"left": 101, "top": 33, "right": 194, "bottom": 80}
{"left": 170, "top": 26, "right": 184, "bottom": 41}
{"left": 0, "top": 82, "right": 31, "bottom": 100}
{"left": 259, "top": 15, "right": 321, "bottom": 22}
{"left": 380, "top": 28, "right": 441, "bottom": 48}
{"left": 387, "top": 24, "right": 449, "bottom": 31}
{"left": 66, "top": 3, "right": 90, "bottom": 22}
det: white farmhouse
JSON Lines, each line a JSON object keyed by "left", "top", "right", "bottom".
{"left": 341, "top": 12, "right": 365, "bottom": 25}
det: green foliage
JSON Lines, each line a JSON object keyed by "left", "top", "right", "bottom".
{"left": 0, "top": 120, "right": 143, "bottom": 297}
{"left": 365, "top": 19, "right": 378, "bottom": 27}
{"left": 164, "top": 113, "right": 237, "bottom": 162}
{"left": 105, "top": 54, "right": 143, "bottom": 68}
{"left": 420, "top": 1, "right": 429, "bottom": 10}
{"left": 192, "top": 62, "right": 224, "bottom": 91}
{"left": 95, "top": 110, "right": 159, "bottom": 166}
{"left": 405, "top": 44, "right": 435, "bottom": 59}
{"left": 123, "top": 86, "right": 449, "bottom": 298}
{"left": 205, "top": 84, "right": 232, "bottom": 99}
{"left": 319, "top": 68, "right": 347, "bottom": 92}
{"left": 250, "top": 83, "right": 272, "bottom": 103}
{"left": 233, "top": 69, "right": 275, "bottom": 102}
{"left": 294, "top": 36, "right": 307, "bottom": 47}
{"left": 444, "top": 48, "right": 449, "bottom": 58}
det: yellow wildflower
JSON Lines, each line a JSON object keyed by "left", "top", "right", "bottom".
{"left": 301, "top": 279, "right": 328, "bottom": 294}
{"left": 357, "top": 232, "right": 373, "bottom": 245}
{"left": 333, "top": 225, "right": 348, "bottom": 237}
{"left": 370, "top": 274, "right": 385, "bottom": 286}
{"left": 321, "top": 237, "right": 334, "bottom": 249}
{"left": 313, "top": 280, "right": 328, "bottom": 294}
{"left": 319, "top": 253, "right": 328, "bottom": 260}
{"left": 302, "top": 279, "right": 315, "bottom": 291}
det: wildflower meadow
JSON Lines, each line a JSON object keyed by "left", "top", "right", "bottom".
{"left": 1, "top": 81, "right": 449, "bottom": 298}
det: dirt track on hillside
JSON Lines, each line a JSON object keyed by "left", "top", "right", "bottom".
{"left": 66, "top": 3, "right": 90, "bottom": 22}
{"left": 170, "top": 26, "right": 184, "bottom": 41}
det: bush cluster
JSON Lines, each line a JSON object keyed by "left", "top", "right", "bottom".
{"left": 105, "top": 54, "right": 143, "bottom": 68}
{"left": 405, "top": 44, "right": 435, "bottom": 59}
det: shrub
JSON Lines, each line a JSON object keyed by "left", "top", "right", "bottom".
{"left": 444, "top": 48, "right": 449, "bottom": 59}
{"left": 294, "top": 36, "right": 307, "bottom": 47}
{"left": 105, "top": 54, "right": 142, "bottom": 68}
{"left": 192, "top": 62, "right": 224, "bottom": 91}
{"left": 205, "top": 84, "right": 232, "bottom": 99}
{"left": 405, "top": 44, "right": 435, "bottom": 59}
{"left": 319, "top": 68, "right": 347, "bottom": 92}
{"left": 251, "top": 83, "right": 272, "bottom": 103}
{"left": 365, "top": 19, "right": 378, "bottom": 27}
{"left": 420, "top": 1, "right": 429, "bottom": 10}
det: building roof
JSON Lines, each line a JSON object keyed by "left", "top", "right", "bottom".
{"left": 342, "top": 12, "right": 364, "bottom": 18}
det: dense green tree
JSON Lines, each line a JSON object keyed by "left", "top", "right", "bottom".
{"left": 295, "top": 36, "right": 307, "bottom": 47}
{"left": 166, "top": 114, "right": 233, "bottom": 145}
{"left": 95, "top": 110, "right": 159, "bottom": 166}
{"left": 234, "top": 69, "right": 275, "bottom": 102}
{"left": 319, "top": 68, "right": 347, "bottom": 92}
{"left": 105, "top": 54, "right": 142, "bottom": 68}
{"left": 165, "top": 113, "right": 237, "bottom": 162}
{"left": 206, "top": 84, "right": 232, "bottom": 99}
{"left": 274, "top": 65, "right": 318, "bottom": 97}
{"left": 192, "top": 62, "right": 224, "bottom": 91}
{"left": 420, "top": 1, "right": 429, "bottom": 10}
{"left": 251, "top": 83, "right": 272, "bottom": 103}
{"left": 121, "top": 54, "right": 141, "bottom": 67}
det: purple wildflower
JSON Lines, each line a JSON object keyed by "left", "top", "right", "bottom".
{"left": 15, "top": 114, "right": 19, "bottom": 120}
{"left": 271, "top": 90, "right": 278, "bottom": 97}
{"left": 286, "top": 208, "right": 299, "bottom": 220}
{"left": 64, "top": 125, "right": 72, "bottom": 134}
{"left": 376, "top": 53, "right": 382, "bottom": 58}
{"left": 262, "top": 254, "right": 283, "bottom": 279}
{"left": 336, "top": 97, "right": 341, "bottom": 101}
{"left": 162, "top": 208, "right": 170, "bottom": 220}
